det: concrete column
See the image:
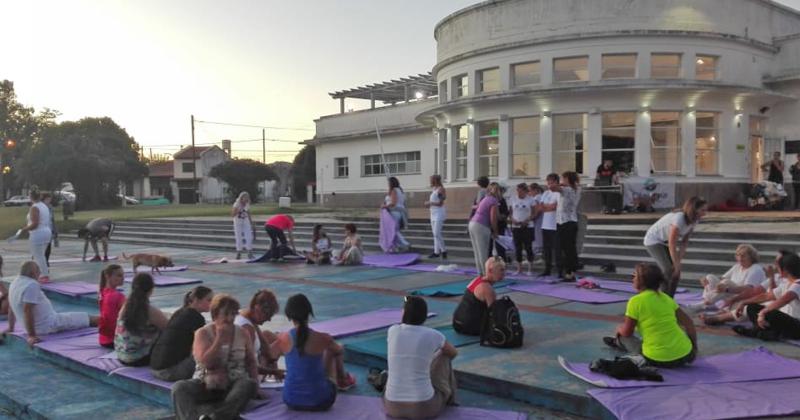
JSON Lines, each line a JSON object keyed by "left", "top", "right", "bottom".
{"left": 498, "top": 117, "right": 511, "bottom": 180}
{"left": 467, "top": 122, "right": 478, "bottom": 181}
{"left": 539, "top": 115, "right": 553, "bottom": 177}
{"left": 638, "top": 52, "right": 650, "bottom": 80}
{"left": 635, "top": 110, "right": 652, "bottom": 177}
{"left": 587, "top": 113, "right": 602, "bottom": 178}
{"left": 588, "top": 53, "right": 601, "bottom": 81}
{"left": 684, "top": 53, "right": 696, "bottom": 80}
{"left": 142, "top": 177, "right": 151, "bottom": 198}
{"left": 436, "top": 129, "right": 445, "bottom": 177}
{"left": 340, "top": 98, "right": 345, "bottom": 114}
{"left": 719, "top": 109, "right": 739, "bottom": 177}
{"left": 682, "top": 111, "right": 697, "bottom": 177}
{"left": 541, "top": 56, "right": 553, "bottom": 86}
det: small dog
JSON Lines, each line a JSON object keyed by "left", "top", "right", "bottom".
{"left": 122, "top": 253, "right": 174, "bottom": 275}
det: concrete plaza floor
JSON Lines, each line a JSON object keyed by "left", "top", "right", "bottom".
{"left": 1, "top": 237, "right": 799, "bottom": 419}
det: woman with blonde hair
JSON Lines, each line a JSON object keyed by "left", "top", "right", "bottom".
{"left": 467, "top": 183, "right": 501, "bottom": 275}
{"left": 696, "top": 244, "right": 766, "bottom": 325}
{"left": 231, "top": 191, "right": 254, "bottom": 260}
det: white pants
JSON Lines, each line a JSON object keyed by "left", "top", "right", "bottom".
{"left": 430, "top": 218, "right": 446, "bottom": 254}
{"left": 703, "top": 274, "right": 748, "bottom": 321}
{"left": 390, "top": 210, "right": 410, "bottom": 248}
{"left": 233, "top": 218, "right": 253, "bottom": 252}
{"left": 41, "top": 312, "right": 91, "bottom": 335}
{"left": 29, "top": 231, "right": 52, "bottom": 277}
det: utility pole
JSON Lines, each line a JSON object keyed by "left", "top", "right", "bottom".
{"left": 262, "top": 128, "right": 266, "bottom": 163}
{"left": 191, "top": 114, "right": 198, "bottom": 204}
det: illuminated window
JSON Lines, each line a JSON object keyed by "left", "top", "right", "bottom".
{"left": 695, "top": 112, "right": 719, "bottom": 175}
{"left": 478, "top": 68, "right": 500, "bottom": 93}
{"left": 511, "top": 117, "right": 540, "bottom": 177}
{"left": 455, "top": 125, "right": 468, "bottom": 180}
{"left": 553, "top": 114, "right": 588, "bottom": 173}
{"left": 650, "top": 112, "right": 682, "bottom": 175}
{"left": 651, "top": 53, "right": 681, "bottom": 79}
{"left": 512, "top": 61, "right": 540, "bottom": 87}
{"left": 602, "top": 54, "right": 637, "bottom": 79}
{"left": 695, "top": 55, "right": 718, "bottom": 81}
{"left": 478, "top": 121, "right": 499, "bottom": 177}
{"left": 554, "top": 56, "right": 589, "bottom": 82}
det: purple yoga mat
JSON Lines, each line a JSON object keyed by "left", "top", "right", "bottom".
{"left": 41, "top": 281, "right": 101, "bottom": 297}
{"left": 588, "top": 378, "right": 800, "bottom": 420}
{"left": 674, "top": 291, "right": 704, "bottom": 305}
{"left": 202, "top": 257, "right": 256, "bottom": 264}
{"left": 124, "top": 265, "right": 188, "bottom": 273}
{"left": 308, "top": 308, "right": 435, "bottom": 338}
{"left": 581, "top": 276, "right": 688, "bottom": 294}
{"left": 508, "top": 282, "right": 628, "bottom": 303}
{"left": 49, "top": 256, "right": 118, "bottom": 264}
{"left": 241, "top": 391, "right": 525, "bottom": 420}
{"left": 362, "top": 253, "right": 420, "bottom": 267}
{"left": 397, "top": 263, "right": 560, "bottom": 283}
{"left": 561, "top": 347, "right": 800, "bottom": 388}
{"left": 124, "top": 275, "right": 202, "bottom": 287}
{"left": 35, "top": 331, "right": 124, "bottom": 373}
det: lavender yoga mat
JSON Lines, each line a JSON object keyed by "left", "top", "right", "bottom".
{"left": 588, "top": 378, "right": 800, "bottom": 420}
{"left": 581, "top": 276, "right": 688, "bottom": 294}
{"left": 309, "top": 308, "right": 435, "bottom": 338}
{"left": 202, "top": 257, "right": 257, "bottom": 264}
{"left": 34, "top": 331, "right": 124, "bottom": 373}
{"left": 508, "top": 282, "right": 628, "bottom": 304}
{"left": 560, "top": 347, "right": 800, "bottom": 388}
{"left": 49, "top": 256, "right": 118, "bottom": 264}
{"left": 41, "top": 281, "right": 100, "bottom": 297}
{"left": 241, "top": 392, "right": 525, "bottom": 420}
{"left": 124, "top": 265, "right": 189, "bottom": 273}
{"left": 362, "top": 253, "right": 420, "bottom": 267}
{"left": 124, "top": 274, "right": 202, "bottom": 287}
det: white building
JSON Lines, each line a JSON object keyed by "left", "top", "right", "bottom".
{"left": 308, "top": 0, "right": 800, "bottom": 210}
{"left": 173, "top": 145, "right": 229, "bottom": 204}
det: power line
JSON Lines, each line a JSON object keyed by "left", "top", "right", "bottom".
{"left": 194, "top": 119, "right": 313, "bottom": 131}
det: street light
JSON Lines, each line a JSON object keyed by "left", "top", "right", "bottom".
{"left": 4, "top": 139, "right": 16, "bottom": 149}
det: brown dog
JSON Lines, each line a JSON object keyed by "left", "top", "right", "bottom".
{"left": 122, "top": 253, "right": 174, "bottom": 275}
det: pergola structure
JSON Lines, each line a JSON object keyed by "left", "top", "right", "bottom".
{"left": 329, "top": 72, "right": 438, "bottom": 113}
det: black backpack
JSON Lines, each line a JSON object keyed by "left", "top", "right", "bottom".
{"left": 481, "top": 296, "right": 524, "bottom": 348}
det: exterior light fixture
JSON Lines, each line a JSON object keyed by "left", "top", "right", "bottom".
{"left": 589, "top": 107, "right": 600, "bottom": 115}
{"left": 696, "top": 58, "right": 704, "bottom": 65}
{"left": 639, "top": 107, "right": 650, "bottom": 113}
{"left": 466, "top": 117, "right": 475, "bottom": 124}
{"left": 542, "top": 111, "right": 552, "bottom": 118}
{"left": 415, "top": 91, "right": 425, "bottom": 99}
{"left": 685, "top": 106, "right": 696, "bottom": 113}
{"left": 499, "top": 114, "right": 508, "bottom": 121}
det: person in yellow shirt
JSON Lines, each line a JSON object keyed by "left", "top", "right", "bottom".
{"left": 603, "top": 263, "right": 698, "bottom": 367}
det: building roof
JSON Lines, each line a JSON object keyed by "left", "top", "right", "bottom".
{"left": 173, "top": 145, "right": 226, "bottom": 160}
{"left": 148, "top": 161, "right": 174, "bottom": 178}
{"left": 329, "top": 72, "right": 438, "bottom": 104}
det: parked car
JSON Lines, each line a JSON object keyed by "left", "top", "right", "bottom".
{"left": 117, "top": 194, "right": 139, "bottom": 205}
{"left": 141, "top": 196, "right": 169, "bottom": 206}
{"left": 4, "top": 195, "right": 31, "bottom": 206}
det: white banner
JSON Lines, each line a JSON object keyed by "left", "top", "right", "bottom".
{"left": 622, "top": 178, "right": 676, "bottom": 210}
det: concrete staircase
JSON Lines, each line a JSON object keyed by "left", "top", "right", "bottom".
{"left": 110, "top": 217, "right": 800, "bottom": 287}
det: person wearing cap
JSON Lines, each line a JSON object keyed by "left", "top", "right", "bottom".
{"left": 264, "top": 214, "right": 296, "bottom": 261}
{"left": 79, "top": 218, "right": 115, "bottom": 262}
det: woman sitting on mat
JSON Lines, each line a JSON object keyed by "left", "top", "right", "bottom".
{"left": 305, "top": 224, "right": 332, "bottom": 265}
{"left": 696, "top": 244, "right": 766, "bottom": 324}
{"left": 271, "top": 293, "right": 356, "bottom": 411}
{"left": 603, "top": 263, "right": 697, "bottom": 367}
{"left": 337, "top": 223, "right": 363, "bottom": 266}
{"left": 171, "top": 294, "right": 260, "bottom": 420}
{"left": 733, "top": 252, "right": 800, "bottom": 341}
{"left": 150, "top": 286, "right": 213, "bottom": 381}
{"left": 235, "top": 289, "right": 282, "bottom": 376}
{"left": 114, "top": 273, "right": 169, "bottom": 366}
{"left": 384, "top": 296, "right": 458, "bottom": 419}
{"left": 98, "top": 264, "right": 126, "bottom": 348}
{"left": 452, "top": 257, "right": 506, "bottom": 336}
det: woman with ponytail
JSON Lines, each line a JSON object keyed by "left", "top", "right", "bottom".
{"left": 114, "top": 273, "right": 168, "bottom": 366}
{"left": 150, "top": 286, "right": 213, "bottom": 381}
{"left": 272, "top": 293, "right": 356, "bottom": 411}
{"left": 98, "top": 264, "right": 125, "bottom": 348}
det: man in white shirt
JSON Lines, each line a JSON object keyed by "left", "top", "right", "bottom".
{"left": 3, "top": 261, "right": 98, "bottom": 346}
{"left": 537, "top": 174, "right": 561, "bottom": 277}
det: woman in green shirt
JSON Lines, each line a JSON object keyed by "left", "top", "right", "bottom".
{"left": 604, "top": 263, "right": 698, "bottom": 367}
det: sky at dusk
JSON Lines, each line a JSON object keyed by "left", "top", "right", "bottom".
{"left": 3, "top": 0, "right": 800, "bottom": 163}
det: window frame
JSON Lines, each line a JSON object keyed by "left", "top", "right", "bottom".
{"left": 478, "top": 120, "right": 500, "bottom": 178}
{"left": 510, "top": 116, "right": 540, "bottom": 178}
{"left": 453, "top": 74, "right": 468, "bottom": 98}
{"left": 361, "top": 151, "right": 421, "bottom": 177}
{"left": 650, "top": 53, "right": 682, "bottom": 79}
{"left": 181, "top": 162, "right": 195, "bottom": 173}
{"left": 601, "top": 112, "right": 637, "bottom": 174}
{"left": 695, "top": 111, "right": 720, "bottom": 175}
{"left": 695, "top": 55, "right": 719, "bottom": 81}
{"left": 552, "top": 113, "right": 588, "bottom": 174}
{"left": 650, "top": 111, "right": 683, "bottom": 175}
{"left": 601, "top": 53, "right": 637, "bottom": 80}
{"left": 455, "top": 125, "right": 468, "bottom": 180}
{"left": 553, "top": 55, "right": 590, "bottom": 83}
{"left": 477, "top": 67, "right": 500, "bottom": 93}
{"left": 334, "top": 157, "right": 349, "bottom": 178}
{"left": 511, "top": 61, "right": 541, "bottom": 87}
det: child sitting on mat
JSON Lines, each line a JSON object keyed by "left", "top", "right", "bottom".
{"left": 115, "top": 273, "right": 168, "bottom": 366}
{"left": 271, "top": 293, "right": 356, "bottom": 411}
{"left": 337, "top": 223, "right": 363, "bottom": 266}
{"left": 452, "top": 257, "right": 506, "bottom": 336}
{"left": 98, "top": 264, "right": 126, "bottom": 348}
{"left": 305, "top": 224, "right": 332, "bottom": 265}
{"left": 603, "top": 263, "right": 697, "bottom": 367}
{"left": 733, "top": 252, "right": 800, "bottom": 341}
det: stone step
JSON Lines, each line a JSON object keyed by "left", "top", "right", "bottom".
{"left": 584, "top": 234, "right": 800, "bottom": 253}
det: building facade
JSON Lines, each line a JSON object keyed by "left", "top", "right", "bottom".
{"left": 309, "top": 0, "right": 800, "bottom": 210}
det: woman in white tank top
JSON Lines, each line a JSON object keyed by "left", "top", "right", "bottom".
{"left": 19, "top": 190, "right": 52, "bottom": 281}
{"left": 424, "top": 175, "right": 447, "bottom": 259}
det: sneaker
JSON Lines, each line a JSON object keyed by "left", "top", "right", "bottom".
{"left": 337, "top": 372, "right": 357, "bottom": 391}
{"left": 89, "top": 255, "right": 102, "bottom": 262}
{"left": 428, "top": 252, "right": 440, "bottom": 259}
{"left": 102, "top": 256, "right": 109, "bottom": 262}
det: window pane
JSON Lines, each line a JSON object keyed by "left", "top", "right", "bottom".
{"left": 479, "top": 156, "right": 499, "bottom": 177}
{"left": 696, "top": 150, "right": 718, "bottom": 175}
{"left": 601, "top": 112, "right": 636, "bottom": 173}
{"left": 512, "top": 155, "right": 538, "bottom": 177}
{"left": 652, "top": 149, "right": 681, "bottom": 173}
{"left": 553, "top": 114, "right": 587, "bottom": 173}
{"left": 651, "top": 53, "right": 681, "bottom": 78}
{"left": 456, "top": 159, "right": 468, "bottom": 179}
{"left": 479, "top": 68, "right": 500, "bottom": 93}
{"left": 696, "top": 55, "right": 717, "bottom": 80}
{"left": 479, "top": 121, "right": 499, "bottom": 177}
{"left": 512, "top": 61, "right": 540, "bottom": 86}
{"left": 650, "top": 112, "right": 681, "bottom": 174}
{"left": 602, "top": 54, "right": 636, "bottom": 79}
{"left": 454, "top": 74, "right": 468, "bottom": 97}
{"left": 695, "top": 112, "right": 718, "bottom": 175}
{"left": 554, "top": 56, "right": 589, "bottom": 82}
{"left": 512, "top": 117, "right": 540, "bottom": 155}
{"left": 479, "top": 121, "right": 499, "bottom": 137}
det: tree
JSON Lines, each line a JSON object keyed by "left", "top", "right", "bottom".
{"left": 290, "top": 145, "right": 315, "bottom": 200}
{"left": 0, "top": 80, "right": 58, "bottom": 198}
{"left": 16, "top": 117, "right": 148, "bottom": 209}
{"left": 209, "top": 159, "right": 277, "bottom": 203}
